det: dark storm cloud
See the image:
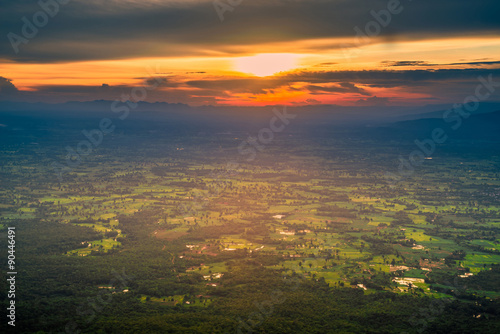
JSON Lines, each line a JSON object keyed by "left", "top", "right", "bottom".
{"left": 447, "top": 60, "right": 500, "bottom": 66}
{"left": 143, "top": 77, "right": 179, "bottom": 88}
{"left": 0, "top": 77, "right": 19, "bottom": 96}
{"left": 164, "top": 67, "right": 500, "bottom": 101}
{"left": 2, "top": 80, "right": 223, "bottom": 104}
{"left": 382, "top": 60, "right": 500, "bottom": 67}
{"left": 4, "top": 67, "right": 500, "bottom": 103}
{"left": 161, "top": 67, "right": 500, "bottom": 96}
{"left": 312, "top": 62, "right": 339, "bottom": 68}
{"left": 306, "top": 82, "right": 371, "bottom": 96}
{"left": 381, "top": 61, "right": 432, "bottom": 67}
{"left": 186, "top": 77, "right": 291, "bottom": 94}
{"left": 1, "top": 0, "right": 499, "bottom": 62}
{"left": 34, "top": 84, "right": 123, "bottom": 94}
{"left": 282, "top": 68, "right": 500, "bottom": 88}
{"left": 355, "top": 96, "right": 389, "bottom": 106}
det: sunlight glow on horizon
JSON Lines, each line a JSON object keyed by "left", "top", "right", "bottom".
{"left": 2, "top": 36, "right": 499, "bottom": 106}
{"left": 233, "top": 53, "right": 299, "bottom": 77}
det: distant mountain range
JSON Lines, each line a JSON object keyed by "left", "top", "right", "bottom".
{"left": 369, "top": 109, "right": 500, "bottom": 142}
{"left": 1, "top": 100, "right": 500, "bottom": 138}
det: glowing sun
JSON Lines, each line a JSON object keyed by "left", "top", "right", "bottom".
{"left": 234, "top": 53, "right": 299, "bottom": 77}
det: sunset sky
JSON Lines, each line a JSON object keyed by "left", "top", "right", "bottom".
{"left": 1, "top": 0, "right": 499, "bottom": 106}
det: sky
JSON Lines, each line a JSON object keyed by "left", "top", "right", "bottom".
{"left": 0, "top": 0, "right": 499, "bottom": 106}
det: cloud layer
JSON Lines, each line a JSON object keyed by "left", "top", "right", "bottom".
{"left": 1, "top": 0, "right": 499, "bottom": 62}
{"left": 3, "top": 66, "right": 500, "bottom": 105}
